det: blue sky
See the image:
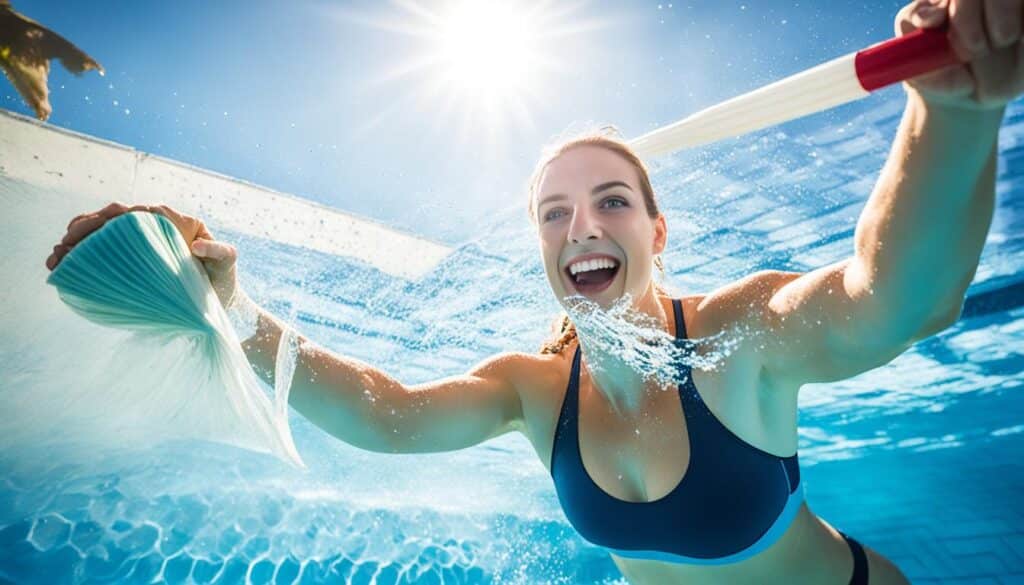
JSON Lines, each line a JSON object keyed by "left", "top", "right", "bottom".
{"left": 5, "top": 0, "right": 907, "bottom": 242}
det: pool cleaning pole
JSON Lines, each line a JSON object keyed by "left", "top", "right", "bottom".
{"left": 629, "top": 27, "right": 959, "bottom": 158}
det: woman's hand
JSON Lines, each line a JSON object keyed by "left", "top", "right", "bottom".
{"left": 46, "top": 202, "right": 240, "bottom": 309}
{"left": 896, "top": 0, "right": 1023, "bottom": 110}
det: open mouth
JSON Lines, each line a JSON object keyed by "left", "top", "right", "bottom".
{"left": 565, "top": 257, "right": 621, "bottom": 295}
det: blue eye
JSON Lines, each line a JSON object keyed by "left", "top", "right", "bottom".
{"left": 602, "top": 197, "right": 627, "bottom": 209}
{"left": 543, "top": 208, "right": 567, "bottom": 222}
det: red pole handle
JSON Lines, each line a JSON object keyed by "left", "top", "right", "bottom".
{"left": 854, "top": 25, "right": 960, "bottom": 91}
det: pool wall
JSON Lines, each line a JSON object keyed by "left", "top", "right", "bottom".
{"left": 0, "top": 109, "right": 450, "bottom": 280}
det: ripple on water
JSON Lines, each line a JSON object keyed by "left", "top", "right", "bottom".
{"left": 261, "top": 498, "right": 284, "bottom": 527}
{"left": 126, "top": 551, "right": 163, "bottom": 583}
{"left": 82, "top": 542, "right": 132, "bottom": 581}
{"left": 276, "top": 556, "right": 301, "bottom": 584}
{"left": 249, "top": 557, "right": 276, "bottom": 583}
{"left": 243, "top": 534, "right": 271, "bottom": 559}
{"left": 28, "top": 514, "right": 72, "bottom": 551}
{"left": 162, "top": 552, "right": 193, "bottom": 584}
{"left": 216, "top": 525, "right": 244, "bottom": 557}
{"left": 159, "top": 526, "right": 191, "bottom": 556}
{"left": 351, "top": 560, "right": 380, "bottom": 585}
{"left": 220, "top": 556, "right": 249, "bottom": 582}
{"left": 191, "top": 555, "right": 224, "bottom": 583}
{"left": 69, "top": 519, "right": 103, "bottom": 551}
{"left": 118, "top": 522, "right": 159, "bottom": 555}
{"left": 299, "top": 558, "right": 336, "bottom": 583}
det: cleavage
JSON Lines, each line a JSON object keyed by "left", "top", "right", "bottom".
{"left": 576, "top": 380, "right": 692, "bottom": 503}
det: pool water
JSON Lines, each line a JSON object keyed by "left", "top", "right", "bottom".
{"left": 1, "top": 92, "right": 1022, "bottom": 584}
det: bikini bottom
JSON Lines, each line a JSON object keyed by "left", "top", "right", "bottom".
{"left": 838, "top": 531, "right": 869, "bottom": 585}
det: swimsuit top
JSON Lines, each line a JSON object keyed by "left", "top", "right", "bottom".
{"left": 549, "top": 298, "right": 804, "bottom": 565}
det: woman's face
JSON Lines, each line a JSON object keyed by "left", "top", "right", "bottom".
{"left": 534, "top": 145, "right": 666, "bottom": 310}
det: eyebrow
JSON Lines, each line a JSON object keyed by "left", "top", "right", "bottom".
{"left": 537, "top": 181, "right": 634, "bottom": 210}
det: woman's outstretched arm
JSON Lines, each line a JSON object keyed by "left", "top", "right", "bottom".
{"left": 47, "top": 203, "right": 527, "bottom": 456}
{"left": 240, "top": 307, "right": 527, "bottom": 454}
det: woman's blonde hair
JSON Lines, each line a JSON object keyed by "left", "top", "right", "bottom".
{"left": 528, "top": 126, "right": 669, "bottom": 354}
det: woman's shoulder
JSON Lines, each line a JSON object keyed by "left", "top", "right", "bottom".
{"left": 493, "top": 347, "right": 577, "bottom": 457}
{"left": 485, "top": 346, "right": 576, "bottom": 409}
{"left": 496, "top": 346, "right": 574, "bottom": 383}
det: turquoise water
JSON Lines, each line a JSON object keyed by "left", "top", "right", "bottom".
{"left": 2, "top": 93, "right": 1023, "bottom": 584}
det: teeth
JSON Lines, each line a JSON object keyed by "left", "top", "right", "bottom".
{"left": 569, "top": 257, "right": 619, "bottom": 276}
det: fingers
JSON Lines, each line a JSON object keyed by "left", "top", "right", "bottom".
{"left": 65, "top": 200, "right": 127, "bottom": 231}
{"left": 984, "top": 0, "right": 1022, "bottom": 49}
{"left": 45, "top": 244, "right": 69, "bottom": 271}
{"left": 950, "top": 0, "right": 990, "bottom": 61}
{"left": 149, "top": 204, "right": 217, "bottom": 243}
{"left": 49, "top": 201, "right": 131, "bottom": 270}
{"left": 47, "top": 202, "right": 219, "bottom": 272}
{"left": 971, "top": 44, "right": 1022, "bottom": 103}
{"left": 908, "top": 0, "right": 1022, "bottom": 60}
{"left": 192, "top": 239, "right": 237, "bottom": 263}
{"left": 948, "top": 0, "right": 1024, "bottom": 61}
{"left": 60, "top": 214, "right": 108, "bottom": 247}
{"left": 897, "top": 0, "right": 949, "bottom": 36}
{"left": 61, "top": 201, "right": 141, "bottom": 247}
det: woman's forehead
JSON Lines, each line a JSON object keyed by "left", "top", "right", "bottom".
{"left": 537, "top": 146, "right": 638, "bottom": 196}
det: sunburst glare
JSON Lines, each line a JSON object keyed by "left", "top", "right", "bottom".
{"left": 343, "top": 0, "right": 604, "bottom": 146}
{"left": 437, "top": 2, "right": 537, "bottom": 98}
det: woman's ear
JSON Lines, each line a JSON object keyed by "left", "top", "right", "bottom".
{"left": 653, "top": 214, "right": 667, "bottom": 255}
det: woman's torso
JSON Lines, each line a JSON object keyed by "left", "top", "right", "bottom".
{"left": 512, "top": 294, "right": 890, "bottom": 584}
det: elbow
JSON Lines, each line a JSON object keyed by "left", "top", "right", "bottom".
{"left": 914, "top": 300, "right": 964, "bottom": 340}
{"left": 367, "top": 381, "right": 415, "bottom": 454}
{"left": 325, "top": 378, "right": 410, "bottom": 454}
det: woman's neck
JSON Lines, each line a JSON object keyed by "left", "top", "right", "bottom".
{"left": 574, "top": 287, "right": 671, "bottom": 416}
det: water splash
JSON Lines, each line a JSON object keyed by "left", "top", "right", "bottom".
{"left": 563, "top": 293, "right": 743, "bottom": 411}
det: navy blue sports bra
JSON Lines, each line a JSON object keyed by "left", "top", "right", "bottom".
{"left": 550, "top": 299, "right": 804, "bottom": 565}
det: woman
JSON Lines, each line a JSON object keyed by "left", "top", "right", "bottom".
{"left": 44, "top": 2, "right": 1019, "bottom": 583}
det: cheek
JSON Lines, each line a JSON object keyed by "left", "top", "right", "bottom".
{"left": 624, "top": 219, "right": 657, "bottom": 253}
{"left": 538, "top": 240, "right": 561, "bottom": 280}
{"left": 539, "top": 226, "right": 565, "bottom": 253}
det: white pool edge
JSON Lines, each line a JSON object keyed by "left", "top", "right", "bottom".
{"left": 0, "top": 108, "right": 451, "bottom": 280}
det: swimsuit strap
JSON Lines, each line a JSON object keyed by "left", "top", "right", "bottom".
{"left": 672, "top": 298, "right": 687, "bottom": 340}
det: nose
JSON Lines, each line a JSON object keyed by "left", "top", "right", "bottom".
{"left": 568, "top": 205, "right": 601, "bottom": 244}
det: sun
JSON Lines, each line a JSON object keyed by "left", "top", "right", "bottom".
{"left": 435, "top": 1, "right": 539, "bottom": 99}
{"left": 344, "top": 0, "right": 603, "bottom": 146}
